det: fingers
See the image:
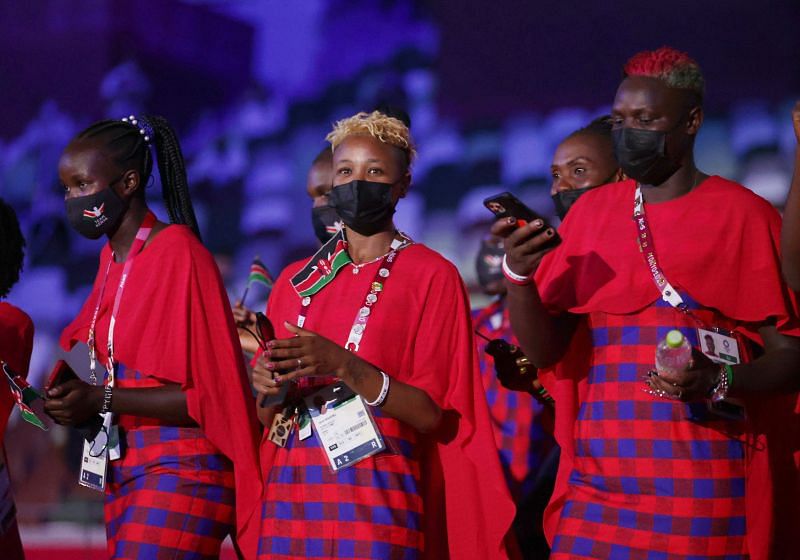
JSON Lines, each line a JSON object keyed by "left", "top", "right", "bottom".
{"left": 284, "top": 322, "right": 312, "bottom": 336}
{"left": 513, "top": 227, "right": 557, "bottom": 256}
{"left": 490, "top": 217, "right": 518, "bottom": 238}
{"left": 505, "top": 219, "right": 547, "bottom": 248}
{"left": 274, "top": 366, "right": 317, "bottom": 383}
{"left": 266, "top": 337, "right": 305, "bottom": 351}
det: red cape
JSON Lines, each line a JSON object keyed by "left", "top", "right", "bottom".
{"left": 60, "top": 225, "right": 262, "bottom": 557}
{"left": 535, "top": 177, "right": 800, "bottom": 560}
{"left": 0, "top": 302, "right": 34, "bottom": 445}
{"left": 262, "top": 243, "right": 516, "bottom": 559}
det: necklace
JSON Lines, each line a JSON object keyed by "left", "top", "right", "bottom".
{"left": 350, "top": 231, "right": 412, "bottom": 274}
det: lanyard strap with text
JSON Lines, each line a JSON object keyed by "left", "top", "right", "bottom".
{"left": 87, "top": 212, "right": 156, "bottom": 387}
{"left": 297, "top": 236, "right": 409, "bottom": 355}
{"left": 633, "top": 185, "right": 696, "bottom": 317}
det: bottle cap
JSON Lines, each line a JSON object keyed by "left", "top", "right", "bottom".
{"left": 665, "top": 330, "right": 685, "bottom": 348}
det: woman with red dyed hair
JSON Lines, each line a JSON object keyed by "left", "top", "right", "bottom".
{"left": 494, "top": 47, "right": 800, "bottom": 559}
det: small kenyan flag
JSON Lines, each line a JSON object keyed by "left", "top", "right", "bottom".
{"left": 291, "top": 229, "right": 352, "bottom": 297}
{"left": 248, "top": 257, "right": 274, "bottom": 289}
{"left": 2, "top": 362, "right": 47, "bottom": 431}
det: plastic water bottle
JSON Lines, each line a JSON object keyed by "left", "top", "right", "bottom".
{"left": 655, "top": 330, "right": 692, "bottom": 375}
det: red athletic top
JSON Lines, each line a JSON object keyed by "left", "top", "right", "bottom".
{"left": 60, "top": 224, "right": 262, "bottom": 557}
{"left": 262, "top": 243, "right": 516, "bottom": 559}
{"left": 536, "top": 177, "right": 800, "bottom": 560}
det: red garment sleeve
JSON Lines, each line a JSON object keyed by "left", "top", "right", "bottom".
{"left": 403, "top": 262, "right": 517, "bottom": 559}
{"left": 0, "top": 303, "right": 34, "bottom": 445}
{"left": 60, "top": 227, "right": 262, "bottom": 558}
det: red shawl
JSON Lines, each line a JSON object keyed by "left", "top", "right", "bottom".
{"left": 261, "top": 243, "right": 516, "bottom": 559}
{"left": 0, "top": 302, "right": 34, "bottom": 444}
{"left": 535, "top": 177, "right": 800, "bottom": 560}
{"left": 60, "top": 225, "right": 262, "bottom": 557}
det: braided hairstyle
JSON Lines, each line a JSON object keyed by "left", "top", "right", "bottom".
{"left": 74, "top": 115, "right": 201, "bottom": 239}
{"left": 0, "top": 197, "right": 25, "bottom": 299}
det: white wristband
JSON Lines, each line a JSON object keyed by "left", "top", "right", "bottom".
{"left": 502, "top": 254, "right": 532, "bottom": 285}
{"left": 365, "top": 370, "right": 390, "bottom": 407}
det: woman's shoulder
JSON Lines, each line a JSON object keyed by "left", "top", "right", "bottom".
{"left": 400, "top": 243, "right": 463, "bottom": 282}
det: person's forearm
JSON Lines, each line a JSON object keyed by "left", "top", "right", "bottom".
{"left": 781, "top": 147, "right": 800, "bottom": 290}
{"left": 238, "top": 329, "right": 260, "bottom": 355}
{"left": 339, "top": 356, "right": 442, "bottom": 434}
{"left": 730, "top": 346, "right": 800, "bottom": 395}
{"left": 103, "top": 384, "right": 196, "bottom": 426}
{"left": 506, "top": 281, "right": 577, "bottom": 368}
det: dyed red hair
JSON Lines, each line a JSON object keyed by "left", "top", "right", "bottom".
{"left": 623, "top": 46, "right": 705, "bottom": 101}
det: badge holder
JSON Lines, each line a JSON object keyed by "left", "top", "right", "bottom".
{"left": 697, "top": 326, "right": 746, "bottom": 421}
{"left": 304, "top": 381, "right": 385, "bottom": 472}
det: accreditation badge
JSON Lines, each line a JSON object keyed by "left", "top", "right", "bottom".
{"left": 78, "top": 411, "right": 115, "bottom": 491}
{"left": 697, "top": 327, "right": 745, "bottom": 421}
{"left": 305, "top": 382, "right": 385, "bottom": 472}
{"left": 697, "top": 327, "right": 740, "bottom": 365}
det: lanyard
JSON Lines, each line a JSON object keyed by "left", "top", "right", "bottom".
{"left": 297, "top": 235, "right": 410, "bottom": 355}
{"left": 87, "top": 212, "right": 156, "bottom": 387}
{"left": 632, "top": 185, "right": 689, "bottom": 312}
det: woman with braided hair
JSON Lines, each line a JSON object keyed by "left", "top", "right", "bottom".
{"left": 45, "top": 115, "right": 262, "bottom": 558}
{"left": 0, "top": 197, "right": 33, "bottom": 560}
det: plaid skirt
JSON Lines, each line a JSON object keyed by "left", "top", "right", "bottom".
{"left": 105, "top": 367, "right": 236, "bottom": 559}
{"left": 550, "top": 298, "right": 749, "bottom": 559}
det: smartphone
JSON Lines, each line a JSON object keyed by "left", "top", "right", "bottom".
{"left": 256, "top": 312, "right": 275, "bottom": 350}
{"left": 255, "top": 312, "right": 289, "bottom": 408}
{"left": 483, "top": 191, "right": 561, "bottom": 246}
{"left": 45, "top": 360, "right": 104, "bottom": 441}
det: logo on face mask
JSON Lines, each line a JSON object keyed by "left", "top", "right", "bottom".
{"left": 82, "top": 203, "right": 108, "bottom": 226}
{"left": 66, "top": 182, "right": 127, "bottom": 240}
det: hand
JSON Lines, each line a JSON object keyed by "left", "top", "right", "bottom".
{"left": 252, "top": 354, "right": 284, "bottom": 396}
{"left": 490, "top": 217, "right": 558, "bottom": 277}
{"left": 44, "top": 379, "right": 102, "bottom": 425}
{"left": 487, "top": 340, "right": 540, "bottom": 392}
{"left": 262, "top": 322, "right": 354, "bottom": 383}
{"left": 645, "top": 349, "right": 719, "bottom": 402}
{"left": 232, "top": 301, "right": 256, "bottom": 329}
{"left": 793, "top": 101, "right": 800, "bottom": 144}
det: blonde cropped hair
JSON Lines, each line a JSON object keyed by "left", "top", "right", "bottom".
{"left": 325, "top": 111, "right": 416, "bottom": 167}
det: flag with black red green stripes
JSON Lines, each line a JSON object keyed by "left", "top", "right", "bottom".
{"left": 291, "top": 230, "right": 352, "bottom": 297}
{"left": 248, "top": 257, "right": 274, "bottom": 288}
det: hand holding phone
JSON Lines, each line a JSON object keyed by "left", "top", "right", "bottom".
{"left": 485, "top": 191, "right": 561, "bottom": 278}
{"left": 483, "top": 192, "right": 560, "bottom": 244}
{"left": 44, "top": 360, "right": 104, "bottom": 441}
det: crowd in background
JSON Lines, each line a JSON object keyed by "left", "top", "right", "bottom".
{"left": 1, "top": 40, "right": 799, "bottom": 545}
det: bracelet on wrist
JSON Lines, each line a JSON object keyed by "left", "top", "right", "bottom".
{"left": 709, "top": 364, "right": 733, "bottom": 402}
{"left": 365, "top": 370, "right": 390, "bottom": 407}
{"left": 100, "top": 385, "right": 114, "bottom": 414}
{"left": 502, "top": 255, "right": 532, "bottom": 286}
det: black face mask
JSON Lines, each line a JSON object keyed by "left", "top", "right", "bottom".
{"left": 327, "top": 180, "right": 396, "bottom": 236}
{"left": 310, "top": 205, "right": 342, "bottom": 244}
{"left": 551, "top": 167, "right": 621, "bottom": 221}
{"left": 613, "top": 127, "right": 681, "bottom": 186}
{"left": 65, "top": 184, "right": 127, "bottom": 239}
{"left": 476, "top": 238, "right": 505, "bottom": 292}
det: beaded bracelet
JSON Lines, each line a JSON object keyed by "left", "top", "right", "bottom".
{"left": 710, "top": 364, "right": 734, "bottom": 402}
{"left": 365, "top": 370, "right": 390, "bottom": 407}
{"left": 502, "top": 255, "right": 532, "bottom": 286}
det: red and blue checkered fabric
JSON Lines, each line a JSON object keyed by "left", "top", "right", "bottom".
{"left": 105, "top": 365, "right": 236, "bottom": 559}
{"left": 473, "top": 305, "right": 555, "bottom": 500}
{"left": 550, "top": 297, "right": 749, "bottom": 559}
{"left": 258, "top": 401, "right": 424, "bottom": 559}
